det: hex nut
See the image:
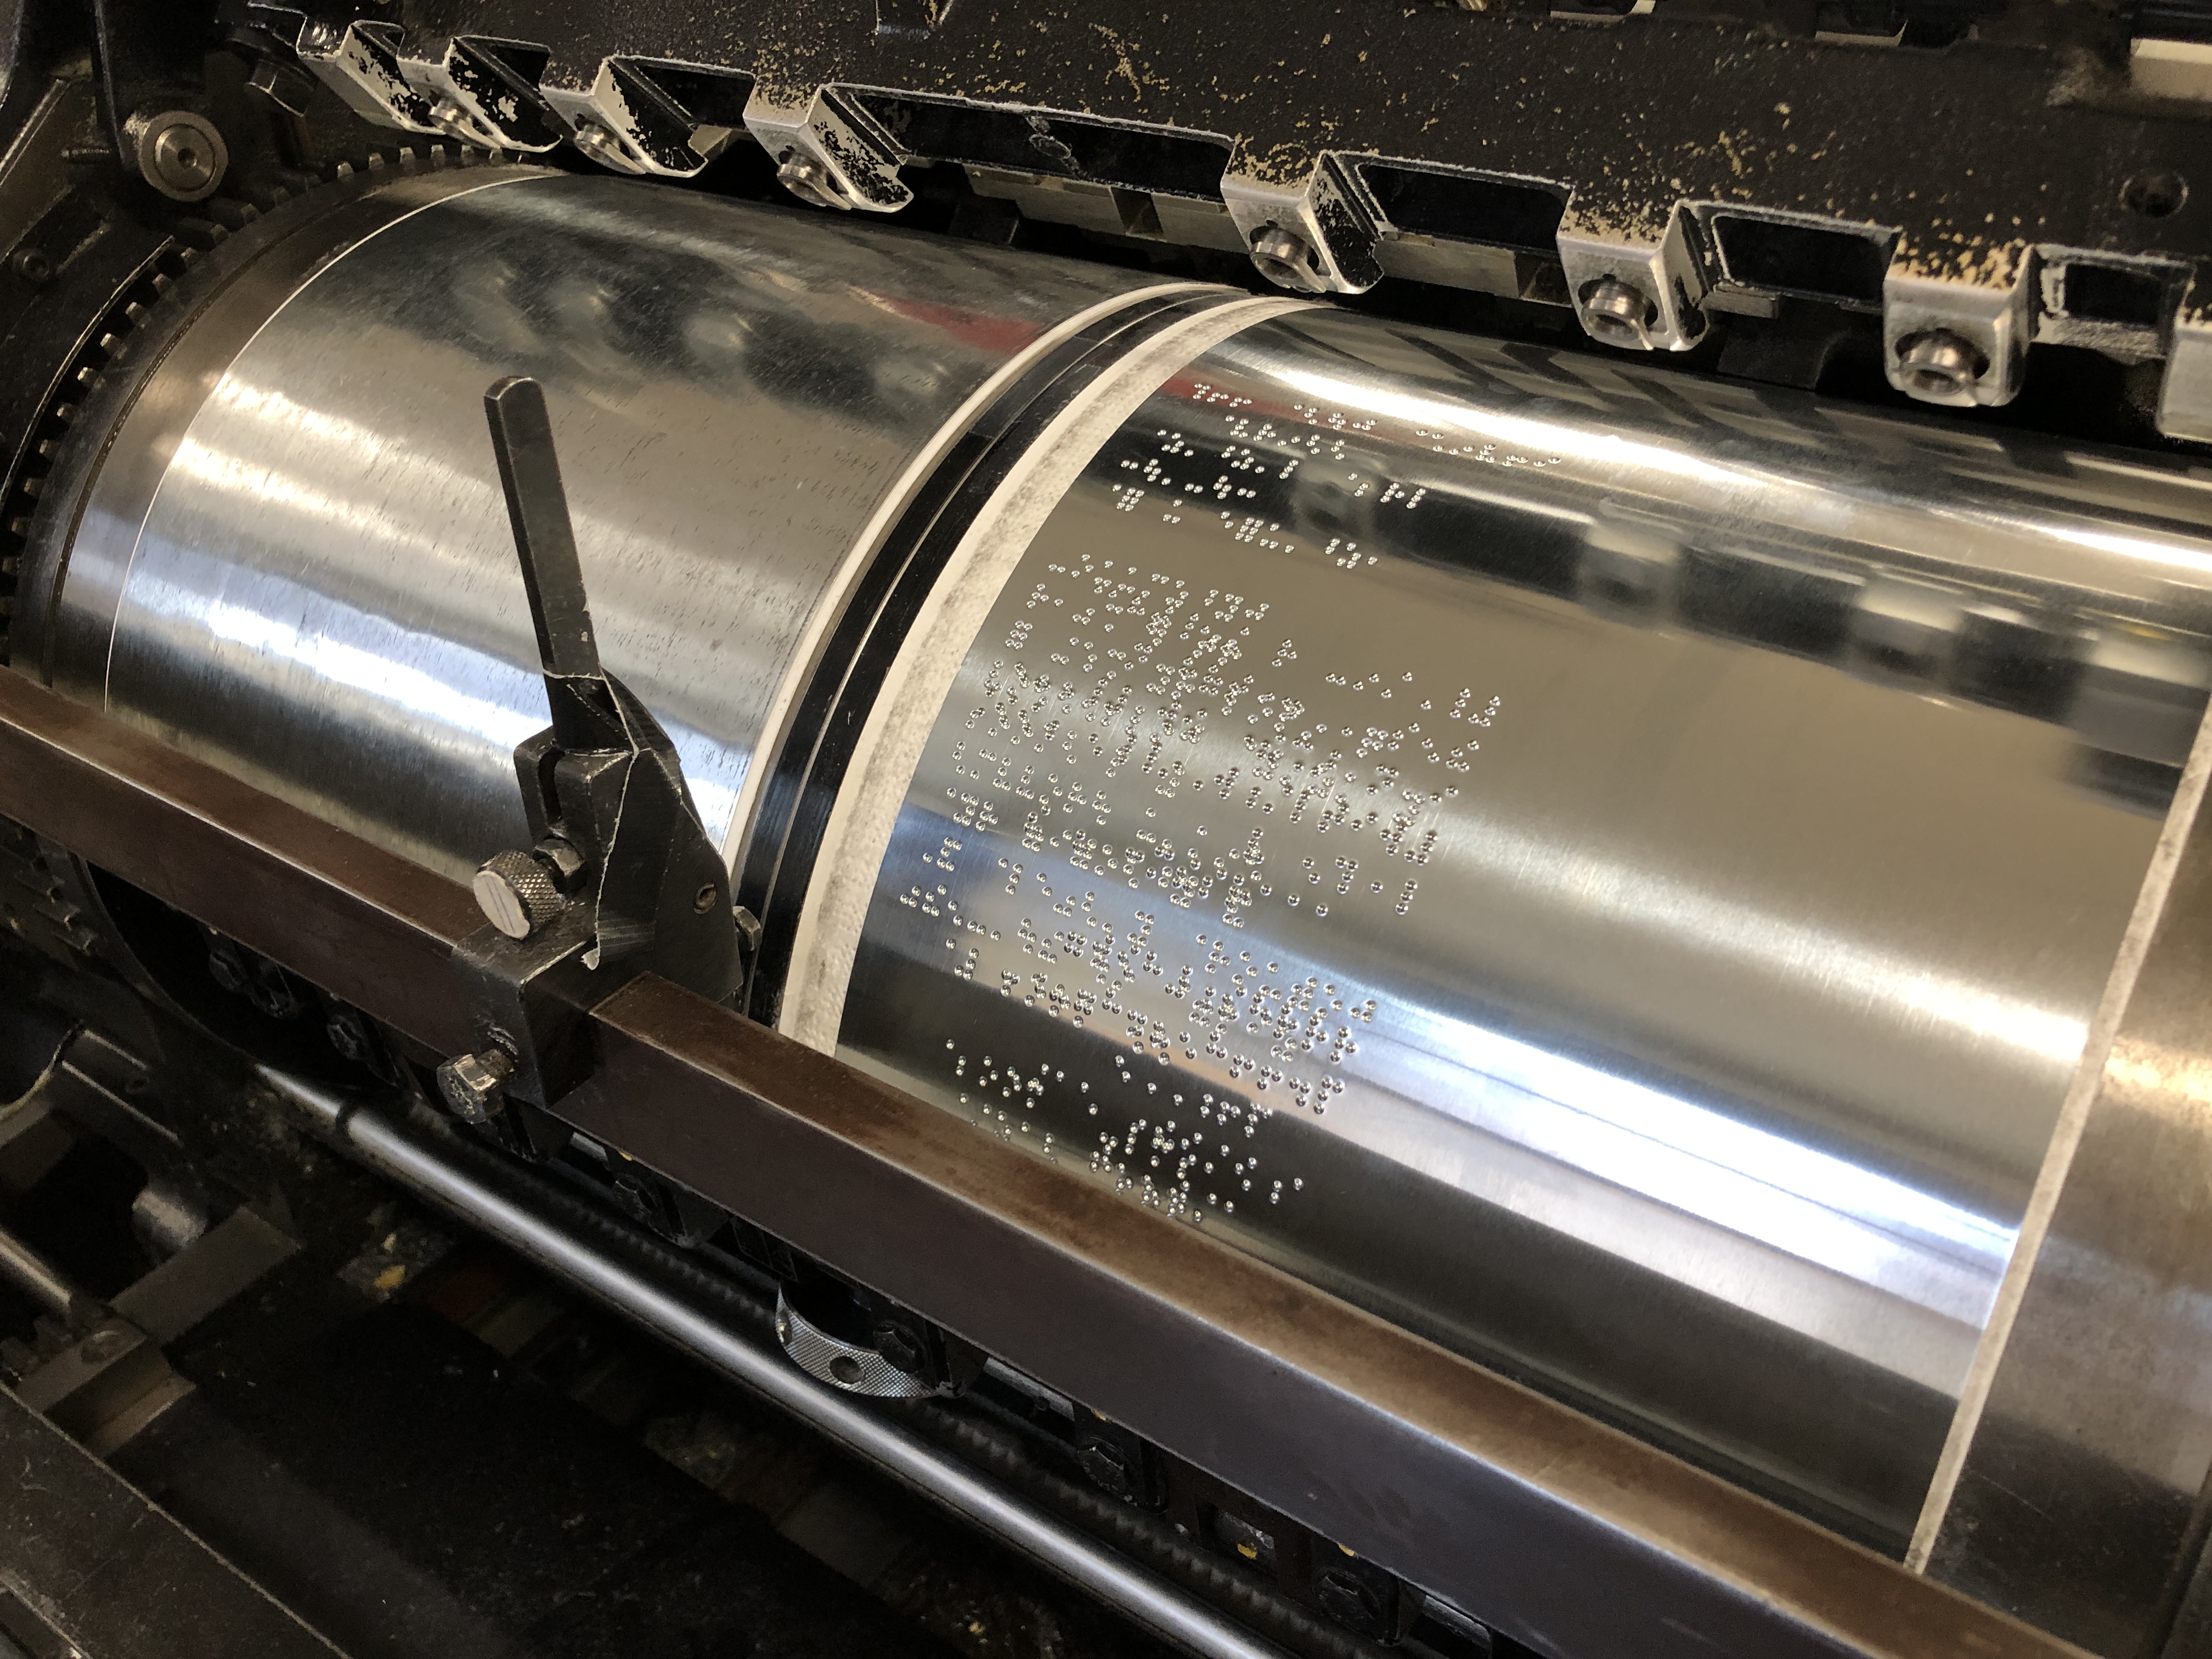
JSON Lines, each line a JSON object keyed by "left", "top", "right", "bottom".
{"left": 1314, "top": 1568, "right": 1389, "bottom": 1634}
{"left": 1074, "top": 1435, "right": 1138, "bottom": 1500}
{"left": 872, "top": 1321, "right": 927, "bottom": 1375}
{"left": 325, "top": 1010, "right": 372, "bottom": 1064}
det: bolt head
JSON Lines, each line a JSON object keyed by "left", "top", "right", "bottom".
{"left": 1074, "top": 1435, "right": 1137, "bottom": 1500}
{"left": 325, "top": 1012, "right": 371, "bottom": 1063}
{"left": 1579, "top": 276, "right": 1655, "bottom": 349}
{"left": 10, "top": 247, "right": 53, "bottom": 286}
{"left": 206, "top": 948, "right": 246, "bottom": 995}
{"left": 129, "top": 109, "right": 226, "bottom": 202}
{"left": 776, "top": 151, "right": 849, "bottom": 210}
{"left": 1895, "top": 329, "right": 1987, "bottom": 403}
{"left": 436, "top": 1048, "right": 515, "bottom": 1124}
{"left": 872, "top": 1321, "right": 927, "bottom": 1374}
{"left": 1315, "top": 1568, "right": 1389, "bottom": 1634}
{"left": 1249, "top": 225, "right": 1327, "bottom": 294}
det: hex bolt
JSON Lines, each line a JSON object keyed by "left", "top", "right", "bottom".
{"left": 126, "top": 108, "right": 227, "bottom": 203}
{"left": 473, "top": 848, "right": 565, "bottom": 940}
{"left": 872, "top": 1321, "right": 927, "bottom": 1375}
{"left": 205, "top": 944, "right": 246, "bottom": 996}
{"left": 1314, "top": 1568, "right": 1389, "bottom": 1634}
{"left": 776, "top": 150, "right": 849, "bottom": 210}
{"left": 325, "top": 1008, "right": 373, "bottom": 1065}
{"left": 436, "top": 1047, "right": 515, "bottom": 1124}
{"left": 1074, "top": 1435, "right": 1138, "bottom": 1500}
{"left": 1895, "top": 330, "right": 1986, "bottom": 401}
{"left": 10, "top": 247, "right": 53, "bottom": 286}
{"left": 1579, "top": 276, "right": 1655, "bottom": 349}
{"left": 1249, "top": 225, "right": 1327, "bottom": 294}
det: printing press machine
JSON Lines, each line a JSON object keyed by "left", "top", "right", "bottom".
{"left": 4, "top": 1, "right": 2212, "bottom": 1655}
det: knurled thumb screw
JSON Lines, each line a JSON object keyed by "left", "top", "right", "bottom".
{"left": 473, "top": 848, "right": 565, "bottom": 939}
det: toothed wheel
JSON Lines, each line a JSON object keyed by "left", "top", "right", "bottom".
{"left": 1, "top": 142, "right": 531, "bottom": 673}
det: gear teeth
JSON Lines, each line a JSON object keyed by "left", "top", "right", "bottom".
{"left": 2, "top": 145, "right": 532, "bottom": 670}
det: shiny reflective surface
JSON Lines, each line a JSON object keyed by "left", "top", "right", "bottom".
{"left": 49, "top": 176, "right": 1181, "bottom": 878}
{"left": 40, "top": 171, "right": 2212, "bottom": 1584}
{"left": 1925, "top": 727, "right": 2212, "bottom": 1654}
{"left": 830, "top": 309, "right": 2212, "bottom": 1547}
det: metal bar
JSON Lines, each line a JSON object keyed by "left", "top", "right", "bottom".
{"left": 0, "top": 669, "right": 2090, "bottom": 1659}
{"left": 0, "top": 1217, "right": 82, "bottom": 1321}
{"left": 483, "top": 374, "right": 602, "bottom": 685}
{"left": 0, "top": 1383, "right": 347, "bottom": 1659}
{"left": 0, "top": 670, "right": 481, "bottom": 1056}
{"left": 265, "top": 1072, "right": 1292, "bottom": 1659}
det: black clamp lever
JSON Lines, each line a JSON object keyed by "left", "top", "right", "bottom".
{"left": 434, "top": 377, "right": 740, "bottom": 1141}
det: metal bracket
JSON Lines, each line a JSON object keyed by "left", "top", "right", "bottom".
{"left": 436, "top": 377, "right": 740, "bottom": 1124}
{"left": 1557, "top": 201, "right": 1712, "bottom": 352}
{"left": 2160, "top": 262, "right": 2212, "bottom": 443}
{"left": 1882, "top": 238, "right": 2036, "bottom": 408}
{"left": 291, "top": 18, "right": 443, "bottom": 136}
{"left": 539, "top": 60, "right": 753, "bottom": 177}
{"left": 744, "top": 86, "right": 912, "bottom": 212}
{"left": 397, "top": 36, "right": 562, "bottom": 152}
{"left": 1220, "top": 155, "right": 1383, "bottom": 295}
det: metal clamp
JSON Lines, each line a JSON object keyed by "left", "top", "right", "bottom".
{"left": 1221, "top": 156, "right": 1384, "bottom": 295}
{"left": 435, "top": 377, "right": 740, "bottom": 1128}
{"left": 744, "top": 88, "right": 912, "bottom": 213}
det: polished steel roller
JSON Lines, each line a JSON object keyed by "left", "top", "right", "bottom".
{"left": 22, "top": 168, "right": 2212, "bottom": 1575}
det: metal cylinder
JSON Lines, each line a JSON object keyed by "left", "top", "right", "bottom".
{"left": 24, "top": 171, "right": 2212, "bottom": 1554}
{"left": 18, "top": 169, "right": 1204, "bottom": 875}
